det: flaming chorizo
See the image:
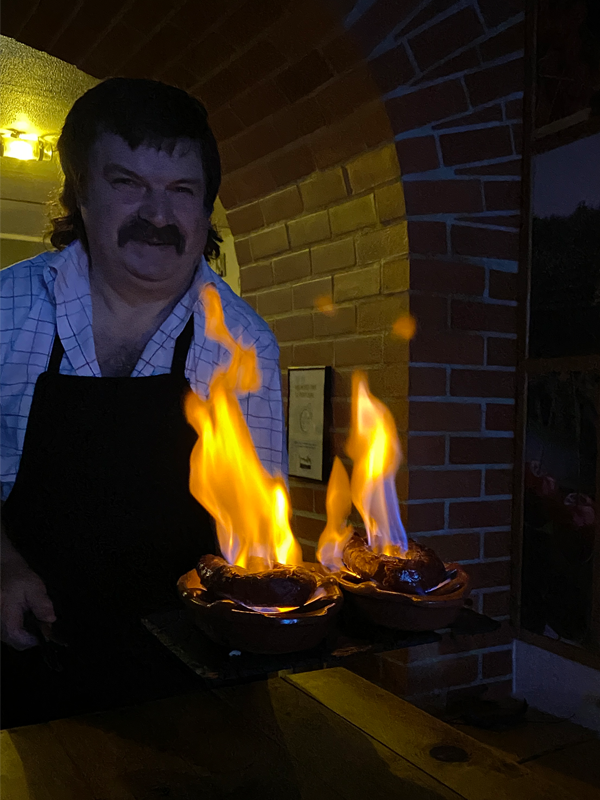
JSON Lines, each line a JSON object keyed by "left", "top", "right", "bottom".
{"left": 196, "top": 554, "right": 318, "bottom": 608}
{"left": 342, "top": 534, "right": 446, "bottom": 594}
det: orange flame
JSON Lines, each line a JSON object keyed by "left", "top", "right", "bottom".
{"left": 315, "top": 294, "right": 336, "bottom": 316}
{"left": 317, "top": 372, "right": 408, "bottom": 568}
{"left": 392, "top": 314, "right": 417, "bottom": 340}
{"left": 186, "top": 285, "right": 303, "bottom": 572}
{"left": 316, "top": 457, "right": 353, "bottom": 571}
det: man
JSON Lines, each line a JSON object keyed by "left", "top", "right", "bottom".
{"left": 0, "top": 78, "right": 286, "bottom": 725}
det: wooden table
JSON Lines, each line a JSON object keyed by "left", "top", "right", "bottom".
{"left": 1, "top": 667, "right": 575, "bottom": 800}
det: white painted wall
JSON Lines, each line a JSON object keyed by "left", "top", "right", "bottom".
{"left": 514, "top": 640, "right": 600, "bottom": 732}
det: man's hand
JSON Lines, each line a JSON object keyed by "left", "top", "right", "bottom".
{"left": 1, "top": 562, "right": 56, "bottom": 650}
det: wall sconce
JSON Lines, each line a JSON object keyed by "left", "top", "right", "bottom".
{"left": 0, "top": 130, "right": 54, "bottom": 161}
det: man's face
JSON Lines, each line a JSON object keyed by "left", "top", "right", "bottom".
{"left": 80, "top": 132, "right": 210, "bottom": 288}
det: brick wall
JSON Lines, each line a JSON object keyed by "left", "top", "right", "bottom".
{"left": 339, "top": 0, "right": 524, "bottom": 704}
{"left": 230, "top": 142, "right": 410, "bottom": 558}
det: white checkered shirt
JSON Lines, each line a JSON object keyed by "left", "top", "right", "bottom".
{"left": 0, "top": 241, "right": 287, "bottom": 501}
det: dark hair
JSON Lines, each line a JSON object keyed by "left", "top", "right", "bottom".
{"left": 48, "top": 77, "right": 222, "bottom": 260}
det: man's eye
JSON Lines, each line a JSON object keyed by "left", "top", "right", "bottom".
{"left": 174, "top": 186, "right": 194, "bottom": 195}
{"left": 113, "top": 178, "right": 136, "bottom": 187}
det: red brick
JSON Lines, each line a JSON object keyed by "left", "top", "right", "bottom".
{"left": 423, "top": 47, "right": 480, "bottom": 81}
{"left": 209, "top": 106, "right": 244, "bottom": 141}
{"left": 479, "top": 20, "right": 525, "bottom": 63}
{"left": 487, "top": 337, "right": 517, "bottom": 367}
{"left": 411, "top": 333, "right": 484, "bottom": 366}
{"left": 290, "top": 485, "right": 314, "bottom": 513}
{"left": 230, "top": 80, "right": 289, "bottom": 128}
{"left": 18, "top": 0, "right": 77, "bottom": 52}
{"left": 415, "top": 532, "right": 480, "bottom": 562}
{"left": 406, "top": 502, "right": 445, "bottom": 533}
{"left": 484, "top": 530, "right": 511, "bottom": 559}
{"left": 505, "top": 98, "right": 523, "bottom": 120}
{"left": 449, "top": 499, "right": 512, "bottom": 529}
{"left": 464, "top": 559, "right": 511, "bottom": 590}
{"left": 292, "top": 514, "right": 326, "bottom": 543}
{"left": 408, "top": 7, "right": 485, "bottom": 72}
{"left": 269, "top": 145, "right": 316, "bottom": 188}
{"left": 274, "top": 313, "right": 313, "bottom": 342}
{"left": 335, "top": 335, "right": 383, "bottom": 367}
{"left": 396, "top": 137, "right": 439, "bottom": 174}
{"left": 452, "top": 300, "right": 517, "bottom": 333}
{"left": 314, "top": 487, "right": 327, "bottom": 516}
{"left": 484, "top": 181, "right": 522, "bottom": 211}
{"left": 293, "top": 341, "right": 334, "bottom": 366}
{"left": 240, "top": 263, "right": 273, "bottom": 293}
{"left": 227, "top": 202, "right": 264, "bottom": 236}
{"left": 387, "top": 80, "right": 469, "bottom": 134}
{"left": 225, "top": 0, "right": 289, "bottom": 47}
{"left": 407, "top": 435, "right": 446, "bottom": 466}
{"left": 407, "top": 222, "right": 447, "bottom": 255}
{"left": 410, "top": 402, "right": 481, "bottom": 432}
{"left": 314, "top": 306, "right": 357, "bottom": 337}
{"left": 279, "top": 344, "right": 293, "bottom": 369}
{"left": 439, "top": 620, "right": 514, "bottom": 655}
{"left": 450, "top": 437, "right": 513, "bottom": 465}
{"left": 485, "top": 468, "right": 513, "bottom": 495}
{"left": 410, "top": 367, "right": 446, "bottom": 396}
{"left": 457, "top": 215, "right": 520, "bottom": 229}
{"left": 404, "top": 180, "right": 483, "bottom": 214}
{"left": 482, "top": 649, "right": 513, "bottom": 679}
{"left": 257, "top": 287, "right": 293, "bottom": 317}
{"left": 370, "top": 43, "right": 415, "bottom": 94}
{"left": 234, "top": 163, "right": 278, "bottom": 204}
{"left": 322, "top": 33, "right": 362, "bottom": 73}
{"left": 512, "top": 123, "right": 523, "bottom": 155}
{"left": 410, "top": 469, "right": 481, "bottom": 500}
{"left": 458, "top": 160, "right": 522, "bottom": 177}
{"left": 351, "top": 0, "right": 421, "bottom": 55}
{"left": 383, "top": 654, "right": 480, "bottom": 695}
{"left": 489, "top": 271, "right": 519, "bottom": 301}
{"left": 316, "top": 64, "right": 380, "bottom": 122}
{"left": 409, "top": 295, "right": 448, "bottom": 330}
{"left": 441, "top": 127, "right": 513, "bottom": 167}
{"left": 478, "top": 0, "right": 524, "bottom": 29}
{"left": 411, "top": 259, "right": 485, "bottom": 295}
{"left": 483, "top": 589, "right": 511, "bottom": 618}
{"left": 433, "top": 105, "right": 504, "bottom": 130}
{"left": 265, "top": 0, "right": 337, "bottom": 60}
{"left": 276, "top": 50, "right": 334, "bottom": 103}
{"left": 450, "top": 369, "right": 515, "bottom": 399}
{"left": 293, "top": 277, "right": 332, "bottom": 310}
{"left": 50, "top": 0, "right": 126, "bottom": 66}
{"left": 300, "top": 540, "right": 317, "bottom": 563}
{"left": 465, "top": 58, "right": 524, "bottom": 107}
{"left": 0, "top": 0, "right": 37, "bottom": 38}
{"left": 485, "top": 404, "right": 514, "bottom": 432}
{"left": 358, "top": 101, "right": 395, "bottom": 149}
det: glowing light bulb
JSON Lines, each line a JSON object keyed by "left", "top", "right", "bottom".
{"left": 3, "top": 138, "right": 36, "bottom": 161}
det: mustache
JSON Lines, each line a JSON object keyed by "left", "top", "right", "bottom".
{"left": 118, "top": 218, "right": 185, "bottom": 255}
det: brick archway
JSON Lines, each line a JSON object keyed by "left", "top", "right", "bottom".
{"left": 3, "top": 0, "right": 524, "bottom": 703}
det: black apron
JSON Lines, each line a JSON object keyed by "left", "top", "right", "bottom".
{"left": 1, "top": 316, "right": 215, "bottom": 727}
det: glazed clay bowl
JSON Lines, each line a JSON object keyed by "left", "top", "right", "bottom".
{"left": 177, "top": 569, "right": 343, "bottom": 655}
{"left": 337, "top": 564, "right": 470, "bottom": 632}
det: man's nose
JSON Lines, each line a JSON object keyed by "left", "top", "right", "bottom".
{"left": 138, "top": 190, "right": 175, "bottom": 227}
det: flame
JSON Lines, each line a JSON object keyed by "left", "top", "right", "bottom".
{"left": 186, "top": 285, "right": 303, "bottom": 572}
{"left": 315, "top": 294, "right": 336, "bottom": 316}
{"left": 316, "top": 457, "right": 353, "bottom": 571}
{"left": 317, "top": 372, "right": 409, "bottom": 566}
{"left": 348, "top": 372, "right": 408, "bottom": 556}
{"left": 392, "top": 314, "right": 417, "bottom": 340}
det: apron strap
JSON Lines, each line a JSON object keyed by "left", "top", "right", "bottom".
{"left": 170, "top": 315, "right": 194, "bottom": 377}
{"left": 46, "top": 315, "right": 194, "bottom": 377}
{"left": 48, "top": 333, "right": 66, "bottom": 374}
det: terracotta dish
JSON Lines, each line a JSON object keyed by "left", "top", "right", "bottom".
{"left": 177, "top": 569, "right": 343, "bottom": 654}
{"left": 337, "top": 564, "right": 470, "bottom": 631}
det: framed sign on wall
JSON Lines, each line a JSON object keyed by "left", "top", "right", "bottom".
{"left": 287, "top": 366, "right": 331, "bottom": 482}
